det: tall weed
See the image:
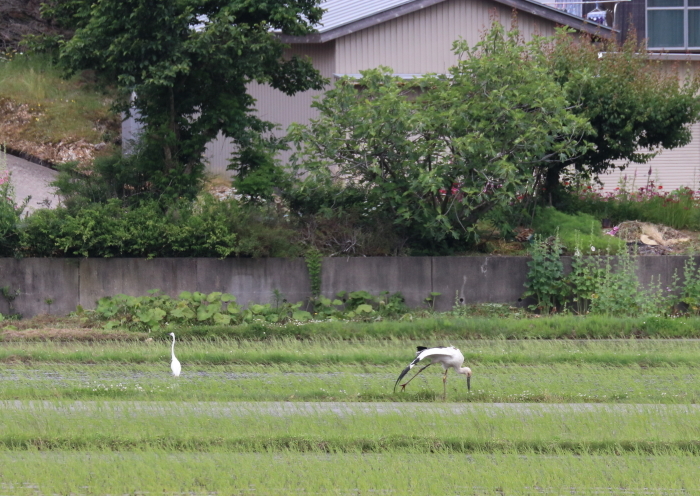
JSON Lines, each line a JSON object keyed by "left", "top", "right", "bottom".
{"left": 565, "top": 180, "right": 700, "bottom": 230}
{"left": 526, "top": 230, "right": 679, "bottom": 316}
{"left": 680, "top": 255, "right": 700, "bottom": 314}
{"left": 523, "top": 233, "right": 566, "bottom": 313}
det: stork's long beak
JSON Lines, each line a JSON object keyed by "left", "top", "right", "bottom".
{"left": 394, "top": 365, "right": 411, "bottom": 393}
{"left": 467, "top": 375, "right": 471, "bottom": 392}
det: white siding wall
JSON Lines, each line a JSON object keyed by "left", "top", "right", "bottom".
{"left": 597, "top": 60, "right": 700, "bottom": 192}
{"left": 598, "top": 122, "right": 700, "bottom": 192}
{"left": 335, "top": 0, "right": 555, "bottom": 74}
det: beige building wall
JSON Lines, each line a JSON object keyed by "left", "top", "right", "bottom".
{"left": 335, "top": 0, "right": 555, "bottom": 74}
{"left": 203, "top": 43, "right": 336, "bottom": 176}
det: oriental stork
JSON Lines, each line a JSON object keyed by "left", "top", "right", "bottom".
{"left": 394, "top": 346, "right": 471, "bottom": 400}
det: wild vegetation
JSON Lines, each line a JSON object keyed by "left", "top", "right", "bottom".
{"left": 1, "top": 18, "right": 697, "bottom": 257}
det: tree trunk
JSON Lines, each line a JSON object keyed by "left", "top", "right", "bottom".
{"left": 543, "top": 165, "right": 564, "bottom": 207}
{"left": 163, "top": 86, "right": 178, "bottom": 172}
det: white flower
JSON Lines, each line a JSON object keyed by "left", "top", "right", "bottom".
{"left": 591, "top": 246, "right": 596, "bottom": 252}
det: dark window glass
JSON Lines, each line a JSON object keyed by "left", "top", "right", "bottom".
{"left": 648, "top": 10, "right": 684, "bottom": 47}
{"left": 690, "top": 9, "right": 700, "bottom": 45}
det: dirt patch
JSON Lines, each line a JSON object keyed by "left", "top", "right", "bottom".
{"left": 0, "top": 98, "right": 107, "bottom": 166}
{"left": 0, "top": 315, "right": 144, "bottom": 341}
{"left": 0, "top": 0, "right": 70, "bottom": 49}
{"left": 607, "top": 221, "right": 696, "bottom": 255}
{"left": 1, "top": 327, "right": 142, "bottom": 342}
{"left": 3, "top": 314, "right": 89, "bottom": 330}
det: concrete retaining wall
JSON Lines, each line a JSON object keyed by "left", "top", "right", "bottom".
{"left": 0, "top": 256, "right": 696, "bottom": 318}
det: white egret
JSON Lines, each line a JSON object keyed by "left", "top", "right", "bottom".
{"left": 394, "top": 346, "right": 471, "bottom": 400}
{"left": 169, "top": 332, "right": 181, "bottom": 377}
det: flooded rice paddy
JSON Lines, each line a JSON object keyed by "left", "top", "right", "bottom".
{"left": 1, "top": 339, "right": 700, "bottom": 494}
{"left": 0, "top": 362, "right": 698, "bottom": 403}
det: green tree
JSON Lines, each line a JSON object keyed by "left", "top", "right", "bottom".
{"left": 288, "top": 23, "right": 592, "bottom": 248}
{"left": 51, "top": 0, "right": 326, "bottom": 199}
{"left": 544, "top": 30, "right": 700, "bottom": 200}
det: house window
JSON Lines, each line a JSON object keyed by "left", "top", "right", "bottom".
{"left": 647, "top": 0, "right": 700, "bottom": 49}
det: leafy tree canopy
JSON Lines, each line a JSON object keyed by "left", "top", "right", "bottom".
{"left": 288, "top": 23, "right": 592, "bottom": 248}
{"left": 46, "top": 0, "right": 326, "bottom": 199}
{"left": 545, "top": 29, "right": 700, "bottom": 195}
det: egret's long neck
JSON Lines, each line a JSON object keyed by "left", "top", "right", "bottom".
{"left": 171, "top": 337, "right": 176, "bottom": 358}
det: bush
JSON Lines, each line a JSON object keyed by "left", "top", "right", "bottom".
{"left": 21, "top": 195, "right": 300, "bottom": 258}
{"left": 52, "top": 146, "right": 204, "bottom": 210}
{"left": 0, "top": 148, "right": 26, "bottom": 256}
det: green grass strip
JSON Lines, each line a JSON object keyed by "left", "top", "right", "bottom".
{"left": 165, "top": 315, "right": 700, "bottom": 340}
{"left": 0, "top": 452, "right": 697, "bottom": 495}
{"left": 5, "top": 336, "right": 700, "bottom": 366}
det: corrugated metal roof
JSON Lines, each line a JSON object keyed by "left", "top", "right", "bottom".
{"left": 317, "top": 0, "right": 418, "bottom": 32}
{"left": 296, "top": 0, "right": 614, "bottom": 42}
{"left": 333, "top": 73, "right": 426, "bottom": 79}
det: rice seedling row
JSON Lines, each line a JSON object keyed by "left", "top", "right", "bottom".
{"left": 1, "top": 401, "right": 700, "bottom": 454}
{"left": 0, "top": 452, "right": 698, "bottom": 495}
{"left": 1, "top": 361, "right": 698, "bottom": 403}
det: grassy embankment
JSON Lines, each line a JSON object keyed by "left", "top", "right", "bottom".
{"left": 0, "top": 53, "right": 118, "bottom": 159}
{"left": 6, "top": 313, "right": 700, "bottom": 341}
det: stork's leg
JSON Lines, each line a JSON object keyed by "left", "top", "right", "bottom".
{"left": 400, "top": 363, "right": 432, "bottom": 391}
{"left": 442, "top": 369, "right": 449, "bottom": 401}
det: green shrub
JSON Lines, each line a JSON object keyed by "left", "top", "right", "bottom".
{"left": 21, "top": 195, "right": 299, "bottom": 258}
{"left": 52, "top": 146, "right": 204, "bottom": 209}
{"left": 89, "top": 289, "right": 414, "bottom": 332}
